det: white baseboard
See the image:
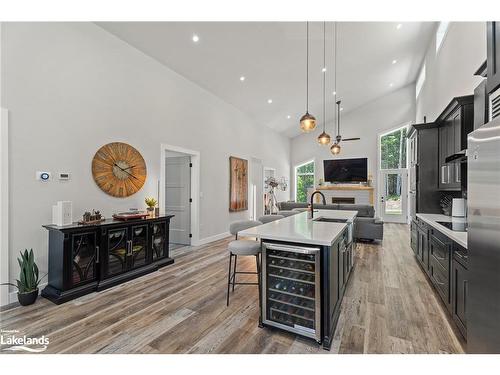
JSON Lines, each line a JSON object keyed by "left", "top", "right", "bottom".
{"left": 193, "top": 231, "right": 231, "bottom": 246}
{"left": 6, "top": 282, "right": 48, "bottom": 306}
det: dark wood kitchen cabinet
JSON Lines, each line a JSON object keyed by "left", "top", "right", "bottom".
{"left": 487, "top": 22, "right": 500, "bottom": 94}
{"left": 42, "top": 215, "right": 174, "bottom": 304}
{"left": 436, "top": 96, "right": 473, "bottom": 191}
{"left": 429, "top": 228, "right": 453, "bottom": 311}
{"left": 452, "top": 244, "right": 468, "bottom": 339}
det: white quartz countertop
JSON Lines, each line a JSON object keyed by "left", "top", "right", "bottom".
{"left": 416, "top": 213, "right": 467, "bottom": 249}
{"left": 239, "top": 210, "right": 358, "bottom": 246}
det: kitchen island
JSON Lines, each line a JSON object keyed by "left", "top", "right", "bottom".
{"left": 240, "top": 209, "right": 357, "bottom": 350}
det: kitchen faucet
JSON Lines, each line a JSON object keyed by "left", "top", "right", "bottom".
{"left": 309, "top": 191, "right": 326, "bottom": 219}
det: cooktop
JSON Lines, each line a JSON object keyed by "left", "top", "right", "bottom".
{"left": 436, "top": 221, "right": 468, "bottom": 232}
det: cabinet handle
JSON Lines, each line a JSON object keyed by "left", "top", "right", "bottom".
{"left": 441, "top": 166, "right": 447, "bottom": 184}
{"left": 446, "top": 165, "right": 451, "bottom": 184}
{"left": 455, "top": 163, "right": 460, "bottom": 183}
{"left": 434, "top": 275, "right": 445, "bottom": 286}
{"left": 127, "top": 240, "right": 132, "bottom": 256}
{"left": 96, "top": 246, "right": 100, "bottom": 264}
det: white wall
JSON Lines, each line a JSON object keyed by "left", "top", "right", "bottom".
{"left": 0, "top": 22, "right": 290, "bottom": 299}
{"left": 290, "top": 84, "right": 416, "bottom": 212}
{"left": 416, "top": 22, "right": 487, "bottom": 122}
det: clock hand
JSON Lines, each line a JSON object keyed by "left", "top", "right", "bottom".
{"left": 114, "top": 163, "right": 140, "bottom": 181}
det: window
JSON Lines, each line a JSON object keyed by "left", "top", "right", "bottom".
{"left": 295, "top": 161, "right": 314, "bottom": 203}
{"left": 436, "top": 22, "right": 450, "bottom": 53}
{"left": 380, "top": 126, "right": 407, "bottom": 170}
{"left": 415, "top": 63, "right": 426, "bottom": 99}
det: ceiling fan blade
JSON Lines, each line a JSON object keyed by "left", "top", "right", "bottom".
{"left": 342, "top": 137, "right": 361, "bottom": 141}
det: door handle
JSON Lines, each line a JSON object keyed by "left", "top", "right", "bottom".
{"left": 95, "top": 246, "right": 100, "bottom": 264}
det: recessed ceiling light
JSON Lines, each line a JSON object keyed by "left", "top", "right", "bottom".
{"left": 340, "top": 107, "right": 344, "bottom": 111}
{"left": 322, "top": 67, "right": 327, "bottom": 72}
{"left": 240, "top": 76, "right": 245, "bottom": 81}
{"left": 267, "top": 99, "right": 273, "bottom": 104}
{"left": 332, "top": 91, "right": 336, "bottom": 95}
{"left": 192, "top": 34, "right": 199, "bottom": 42}
{"left": 389, "top": 83, "right": 394, "bottom": 87}
{"left": 392, "top": 59, "right": 397, "bottom": 64}
{"left": 396, "top": 23, "right": 402, "bottom": 30}
{"left": 287, "top": 115, "right": 291, "bottom": 119}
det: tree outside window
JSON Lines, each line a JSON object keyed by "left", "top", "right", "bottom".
{"left": 295, "top": 161, "right": 314, "bottom": 203}
{"left": 380, "top": 127, "right": 407, "bottom": 215}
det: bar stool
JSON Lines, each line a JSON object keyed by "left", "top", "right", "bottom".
{"left": 257, "top": 214, "right": 285, "bottom": 224}
{"left": 278, "top": 210, "right": 300, "bottom": 217}
{"left": 227, "top": 220, "right": 262, "bottom": 306}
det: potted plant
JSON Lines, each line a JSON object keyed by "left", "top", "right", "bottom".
{"left": 1, "top": 249, "right": 45, "bottom": 306}
{"left": 145, "top": 197, "right": 158, "bottom": 218}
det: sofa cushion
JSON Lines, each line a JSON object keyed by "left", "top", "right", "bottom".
{"left": 278, "top": 202, "right": 374, "bottom": 218}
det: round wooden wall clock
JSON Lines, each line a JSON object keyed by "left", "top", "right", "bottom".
{"left": 92, "top": 142, "right": 147, "bottom": 198}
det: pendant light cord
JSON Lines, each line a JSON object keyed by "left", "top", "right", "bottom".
{"left": 306, "top": 21, "right": 309, "bottom": 112}
{"left": 323, "top": 21, "right": 326, "bottom": 133}
{"left": 334, "top": 22, "right": 338, "bottom": 137}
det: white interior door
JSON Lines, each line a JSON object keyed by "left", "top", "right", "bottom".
{"left": 379, "top": 169, "right": 408, "bottom": 223}
{"left": 166, "top": 156, "right": 191, "bottom": 245}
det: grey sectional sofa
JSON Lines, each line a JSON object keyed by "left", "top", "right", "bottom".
{"left": 277, "top": 202, "right": 384, "bottom": 241}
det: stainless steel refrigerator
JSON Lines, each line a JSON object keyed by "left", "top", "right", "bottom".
{"left": 467, "top": 115, "right": 500, "bottom": 353}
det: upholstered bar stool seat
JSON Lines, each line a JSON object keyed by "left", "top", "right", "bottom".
{"left": 226, "top": 219, "right": 263, "bottom": 307}
{"left": 228, "top": 240, "right": 261, "bottom": 255}
{"left": 257, "top": 214, "right": 285, "bottom": 224}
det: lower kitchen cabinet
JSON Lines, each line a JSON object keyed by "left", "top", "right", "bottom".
{"left": 410, "top": 218, "right": 467, "bottom": 340}
{"left": 452, "top": 245, "right": 468, "bottom": 339}
{"left": 42, "top": 215, "right": 174, "bottom": 304}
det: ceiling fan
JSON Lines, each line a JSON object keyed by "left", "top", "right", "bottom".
{"left": 333, "top": 99, "right": 361, "bottom": 144}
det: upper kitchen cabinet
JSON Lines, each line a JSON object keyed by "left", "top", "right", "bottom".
{"left": 436, "top": 96, "right": 474, "bottom": 191}
{"left": 486, "top": 22, "right": 500, "bottom": 95}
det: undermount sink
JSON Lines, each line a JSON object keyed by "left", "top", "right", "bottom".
{"left": 313, "top": 217, "right": 348, "bottom": 223}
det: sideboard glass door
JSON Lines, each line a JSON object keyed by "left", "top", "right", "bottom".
{"left": 70, "top": 231, "right": 97, "bottom": 287}
{"left": 129, "top": 224, "right": 148, "bottom": 269}
{"left": 151, "top": 221, "right": 168, "bottom": 261}
{"left": 106, "top": 228, "right": 128, "bottom": 277}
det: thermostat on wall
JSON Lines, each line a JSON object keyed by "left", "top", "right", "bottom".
{"left": 59, "top": 172, "right": 71, "bottom": 181}
{"left": 36, "top": 171, "right": 51, "bottom": 182}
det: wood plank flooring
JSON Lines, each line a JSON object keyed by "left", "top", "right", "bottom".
{"left": 0, "top": 223, "right": 465, "bottom": 354}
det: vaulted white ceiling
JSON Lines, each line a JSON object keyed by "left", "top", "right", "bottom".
{"left": 97, "top": 22, "right": 436, "bottom": 137}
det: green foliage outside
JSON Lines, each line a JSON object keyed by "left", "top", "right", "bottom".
{"left": 296, "top": 161, "right": 314, "bottom": 203}
{"left": 381, "top": 127, "right": 407, "bottom": 169}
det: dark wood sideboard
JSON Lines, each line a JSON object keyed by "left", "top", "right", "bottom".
{"left": 42, "top": 215, "right": 174, "bottom": 304}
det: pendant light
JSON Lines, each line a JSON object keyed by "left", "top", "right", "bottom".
{"left": 331, "top": 100, "right": 342, "bottom": 154}
{"left": 300, "top": 22, "right": 317, "bottom": 133}
{"left": 330, "top": 22, "right": 341, "bottom": 155}
{"left": 317, "top": 22, "right": 331, "bottom": 145}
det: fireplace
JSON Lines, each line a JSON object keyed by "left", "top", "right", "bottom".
{"left": 332, "top": 197, "right": 355, "bottom": 204}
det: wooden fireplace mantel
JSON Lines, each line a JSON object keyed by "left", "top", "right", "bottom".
{"left": 310, "top": 185, "right": 375, "bottom": 205}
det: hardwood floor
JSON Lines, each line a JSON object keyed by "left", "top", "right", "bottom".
{"left": 0, "top": 223, "right": 465, "bottom": 354}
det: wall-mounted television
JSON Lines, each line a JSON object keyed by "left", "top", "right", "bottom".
{"left": 323, "top": 158, "right": 368, "bottom": 183}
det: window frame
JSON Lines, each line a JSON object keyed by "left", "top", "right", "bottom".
{"left": 378, "top": 124, "right": 410, "bottom": 171}
{"left": 294, "top": 159, "right": 315, "bottom": 203}
{"left": 435, "top": 21, "right": 450, "bottom": 54}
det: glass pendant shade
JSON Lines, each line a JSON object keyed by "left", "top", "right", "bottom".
{"left": 330, "top": 142, "right": 341, "bottom": 155}
{"left": 317, "top": 131, "right": 331, "bottom": 145}
{"left": 300, "top": 112, "right": 317, "bottom": 132}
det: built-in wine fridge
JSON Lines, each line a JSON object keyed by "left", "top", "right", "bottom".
{"left": 262, "top": 242, "right": 321, "bottom": 342}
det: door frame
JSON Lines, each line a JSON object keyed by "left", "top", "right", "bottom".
{"left": 378, "top": 168, "right": 408, "bottom": 223}
{"left": 0, "top": 108, "right": 9, "bottom": 306}
{"left": 160, "top": 144, "right": 200, "bottom": 246}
